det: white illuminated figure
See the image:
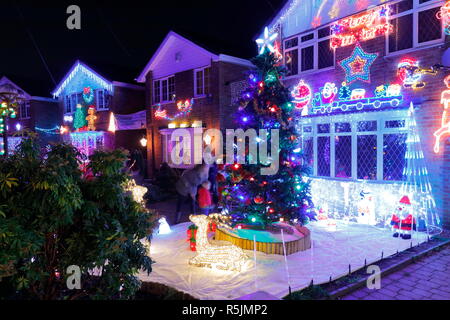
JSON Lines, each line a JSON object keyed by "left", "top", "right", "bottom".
{"left": 433, "top": 74, "right": 450, "bottom": 153}
{"left": 357, "top": 190, "right": 376, "bottom": 225}
{"left": 255, "top": 27, "right": 278, "bottom": 54}
{"left": 158, "top": 217, "right": 171, "bottom": 235}
{"left": 188, "top": 214, "right": 250, "bottom": 272}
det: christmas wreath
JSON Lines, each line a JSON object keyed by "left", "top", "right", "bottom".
{"left": 83, "top": 87, "right": 94, "bottom": 104}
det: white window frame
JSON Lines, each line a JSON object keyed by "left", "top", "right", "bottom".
{"left": 194, "top": 66, "right": 211, "bottom": 98}
{"left": 385, "top": 0, "right": 445, "bottom": 56}
{"left": 284, "top": 37, "right": 299, "bottom": 76}
{"left": 95, "top": 89, "right": 108, "bottom": 111}
{"left": 299, "top": 109, "right": 409, "bottom": 182}
{"left": 153, "top": 75, "right": 175, "bottom": 104}
{"left": 19, "top": 101, "right": 31, "bottom": 119}
{"left": 283, "top": 25, "right": 335, "bottom": 79}
{"left": 160, "top": 128, "right": 203, "bottom": 169}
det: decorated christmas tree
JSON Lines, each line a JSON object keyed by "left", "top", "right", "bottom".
{"left": 220, "top": 44, "right": 314, "bottom": 229}
{"left": 73, "top": 104, "right": 87, "bottom": 130}
{"left": 338, "top": 81, "right": 351, "bottom": 100}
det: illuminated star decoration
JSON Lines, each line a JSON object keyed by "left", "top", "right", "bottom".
{"left": 339, "top": 43, "right": 378, "bottom": 84}
{"left": 255, "top": 27, "right": 278, "bottom": 54}
{"left": 311, "top": 16, "right": 322, "bottom": 28}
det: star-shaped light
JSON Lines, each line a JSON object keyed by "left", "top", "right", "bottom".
{"left": 311, "top": 16, "right": 322, "bottom": 28}
{"left": 256, "top": 27, "right": 278, "bottom": 54}
{"left": 339, "top": 43, "right": 378, "bottom": 84}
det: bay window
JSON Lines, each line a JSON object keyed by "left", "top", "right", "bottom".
{"left": 299, "top": 110, "right": 409, "bottom": 182}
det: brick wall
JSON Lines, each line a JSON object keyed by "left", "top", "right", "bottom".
{"left": 95, "top": 85, "right": 145, "bottom": 132}
{"left": 7, "top": 98, "right": 60, "bottom": 146}
{"left": 283, "top": 35, "right": 450, "bottom": 228}
{"left": 144, "top": 60, "right": 252, "bottom": 176}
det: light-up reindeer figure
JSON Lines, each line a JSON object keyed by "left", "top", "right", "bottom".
{"left": 433, "top": 74, "right": 450, "bottom": 153}
{"left": 188, "top": 214, "right": 250, "bottom": 272}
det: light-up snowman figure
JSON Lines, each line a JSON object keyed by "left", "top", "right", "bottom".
{"left": 357, "top": 190, "right": 376, "bottom": 225}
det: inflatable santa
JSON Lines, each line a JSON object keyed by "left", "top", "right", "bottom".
{"left": 390, "top": 195, "right": 416, "bottom": 240}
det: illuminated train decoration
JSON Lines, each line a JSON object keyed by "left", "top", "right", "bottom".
{"left": 305, "top": 82, "right": 404, "bottom": 115}
{"left": 310, "top": 94, "right": 403, "bottom": 115}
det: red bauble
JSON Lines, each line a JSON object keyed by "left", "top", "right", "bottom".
{"left": 291, "top": 80, "right": 312, "bottom": 109}
{"left": 254, "top": 196, "right": 264, "bottom": 204}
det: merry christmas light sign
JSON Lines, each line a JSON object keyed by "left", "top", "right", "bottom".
{"left": 330, "top": 4, "right": 392, "bottom": 49}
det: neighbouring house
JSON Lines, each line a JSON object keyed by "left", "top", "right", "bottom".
{"left": 0, "top": 76, "right": 59, "bottom": 154}
{"left": 51, "top": 60, "right": 146, "bottom": 169}
{"left": 136, "top": 31, "right": 254, "bottom": 176}
{"left": 258, "top": 0, "right": 449, "bottom": 228}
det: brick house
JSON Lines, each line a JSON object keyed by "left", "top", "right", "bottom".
{"left": 136, "top": 31, "right": 254, "bottom": 176}
{"left": 259, "top": 0, "right": 449, "bottom": 228}
{"left": 51, "top": 61, "right": 146, "bottom": 158}
{"left": 0, "top": 76, "right": 59, "bottom": 153}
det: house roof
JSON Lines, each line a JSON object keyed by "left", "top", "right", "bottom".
{"left": 259, "top": 0, "right": 390, "bottom": 40}
{"left": 136, "top": 31, "right": 253, "bottom": 83}
{"left": 0, "top": 76, "right": 32, "bottom": 100}
{"left": 52, "top": 60, "right": 144, "bottom": 97}
{"left": 51, "top": 60, "right": 113, "bottom": 97}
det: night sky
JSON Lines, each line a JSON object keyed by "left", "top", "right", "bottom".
{"left": 2, "top": 0, "right": 286, "bottom": 97}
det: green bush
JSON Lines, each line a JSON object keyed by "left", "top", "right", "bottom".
{"left": 284, "top": 285, "right": 330, "bottom": 300}
{"left": 0, "top": 135, "right": 155, "bottom": 300}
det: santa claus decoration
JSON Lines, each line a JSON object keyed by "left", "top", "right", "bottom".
{"left": 390, "top": 195, "right": 416, "bottom": 240}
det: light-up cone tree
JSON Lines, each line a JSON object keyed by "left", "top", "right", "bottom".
{"left": 220, "top": 31, "right": 314, "bottom": 229}
{"left": 400, "top": 103, "right": 441, "bottom": 235}
{"left": 0, "top": 84, "right": 23, "bottom": 156}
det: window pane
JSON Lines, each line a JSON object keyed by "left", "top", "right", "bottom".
{"left": 204, "top": 68, "right": 210, "bottom": 95}
{"left": 97, "top": 90, "right": 105, "bottom": 109}
{"left": 389, "top": 14, "right": 413, "bottom": 52}
{"left": 358, "top": 121, "right": 377, "bottom": 132}
{"left": 284, "top": 37, "right": 298, "bottom": 49}
{"left": 357, "top": 135, "right": 377, "bottom": 180}
{"left": 303, "top": 137, "right": 314, "bottom": 167}
{"left": 418, "top": 7, "right": 441, "bottom": 43}
{"left": 303, "top": 125, "right": 312, "bottom": 133}
{"left": 153, "top": 81, "right": 161, "bottom": 103}
{"left": 168, "top": 76, "right": 176, "bottom": 100}
{"left": 383, "top": 133, "right": 407, "bottom": 181}
{"left": 65, "top": 96, "right": 71, "bottom": 113}
{"left": 318, "top": 26, "right": 330, "bottom": 38}
{"left": 285, "top": 49, "right": 298, "bottom": 76}
{"left": 335, "top": 135, "right": 352, "bottom": 178}
{"left": 301, "top": 33, "right": 314, "bottom": 42}
{"left": 162, "top": 79, "right": 168, "bottom": 101}
{"left": 317, "top": 123, "right": 330, "bottom": 133}
{"left": 335, "top": 122, "right": 351, "bottom": 133}
{"left": 301, "top": 46, "right": 314, "bottom": 71}
{"left": 317, "top": 137, "right": 331, "bottom": 176}
{"left": 385, "top": 120, "right": 405, "bottom": 128}
{"left": 71, "top": 94, "right": 77, "bottom": 111}
{"left": 196, "top": 70, "right": 203, "bottom": 95}
{"left": 318, "top": 39, "right": 334, "bottom": 69}
{"left": 389, "top": 0, "right": 413, "bottom": 15}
